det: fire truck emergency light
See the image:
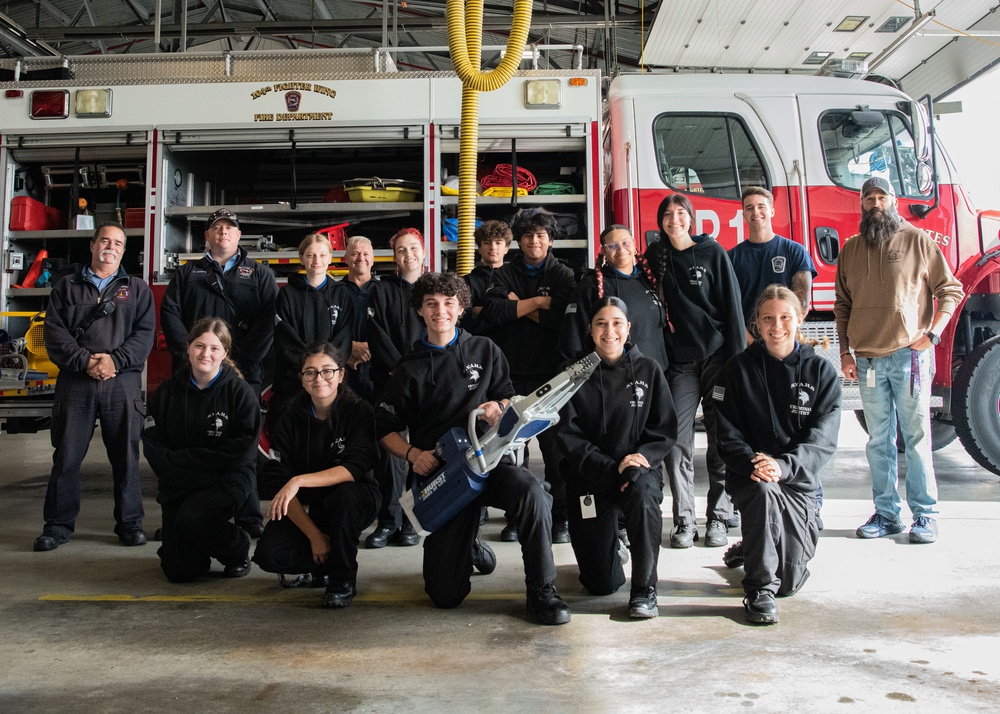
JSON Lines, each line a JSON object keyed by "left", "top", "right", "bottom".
{"left": 75, "top": 89, "right": 112, "bottom": 118}
{"left": 29, "top": 90, "right": 68, "bottom": 119}
{"left": 524, "top": 79, "right": 561, "bottom": 109}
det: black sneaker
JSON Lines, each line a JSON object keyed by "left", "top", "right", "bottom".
{"left": 365, "top": 523, "right": 398, "bottom": 549}
{"left": 390, "top": 520, "right": 421, "bottom": 547}
{"left": 526, "top": 582, "right": 571, "bottom": 625}
{"left": 33, "top": 530, "right": 69, "bottom": 552}
{"left": 118, "top": 528, "right": 148, "bottom": 547}
{"left": 472, "top": 538, "right": 497, "bottom": 575}
{"left": 723, "top": 540, "right": 744, "bottom": 568}
{"left": 704, "top": 519, "right": 728, "bottom": 548}
{"left": 223, "top": 559, "right": 252, "bottom": 578}
{"left": 551, "top": 517, "right": 571, "bottom": 544}
{"left": 322, "top": 581, "right": 357, "bottom": 608}
{"left": 500, "top": 521, "right": 518, "bottom": 542}
{"left": 278, "top": 572, "right": 330, "bottom": 589}
{"left": 744, "top": 591, "right": 779, "bottom": 624}
{"left": 670, "top": 523, "right": 698, "bottom": 548}
{"left": 628, "top": 586, "right": 658, "bottom": 619}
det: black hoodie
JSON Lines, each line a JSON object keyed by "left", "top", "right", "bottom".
{"left": 481, "top": 253, "right": 576, "bottom": 379}
{"left": 375, "top": 329, "right": 514, "bottom": 451}
{"left": 645, "top": 233, "right": 745, "bottom": 364}
{"left": 714, "top": 341, "right": 841, "bottom": 493}
{"left": 557, "top": 346, "right": 677, "bottom": 492}
{"left": 558, "top": 265, "right": 668, "bottom": 366}
{"left": 160, "top": 249, "right": 278, "bottom": 383}
{"left": 273, "top": 275, "right": 354, "bottom": 397}
{"left": 460, "top": 264, "right": 504, "bottom": 338}
{"left": 367, "top": 273, "right": 424, "bottom": 393}
{"left": 260, "top": 391, "right": 379, "bottom": 501}
{"left": 142, "top": 364, "right": 261, "bottom": 505}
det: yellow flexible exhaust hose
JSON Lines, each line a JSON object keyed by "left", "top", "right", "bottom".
{"left": 447, "top": 0, "right": 532, "bottom": 275}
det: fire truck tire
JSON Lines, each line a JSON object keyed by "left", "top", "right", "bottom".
{"left": 954, "top": 335, "right": 1000, "bottom": 476}
{"left": 853, "top": 410, "right": 957, "bottom": 453}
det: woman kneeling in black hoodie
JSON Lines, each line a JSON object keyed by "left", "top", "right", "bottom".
{"left": 143, "top": 317, "right": 261, "bottom": 582}
{"left": 557, "top": 297, "right": 677, "bottom": 619}
{"left": 253, "top": 343, "right": 379, "bottom": 608}
{"left": 714, "top": 285, "right": 841, "bottom": 625}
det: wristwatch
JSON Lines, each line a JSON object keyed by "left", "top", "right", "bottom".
{"left": 925, "top": 331, "right": 941, "bottom": 346}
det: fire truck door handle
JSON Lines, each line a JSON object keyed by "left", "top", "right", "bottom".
{"left": 815, "top": 227, "right": 839, "bottom": 264}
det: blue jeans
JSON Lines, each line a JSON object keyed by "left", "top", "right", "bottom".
{"left": 857, "top": 348, "right": 938, "bottom": 520}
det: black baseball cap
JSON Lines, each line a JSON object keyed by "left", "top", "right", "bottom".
{"left": 860, "top": 176, "right": 895, "bottom": 198}
{"left": 206, "top": 208, "right": 240, "bottom": 229}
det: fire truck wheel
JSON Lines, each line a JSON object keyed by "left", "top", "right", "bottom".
{"left": 853, "top": 410, "right": 957, "bottom": 453}
{"left": 954, "top": 335, "right": 1000, "bottom": 476}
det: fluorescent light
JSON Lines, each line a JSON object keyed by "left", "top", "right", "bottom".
{"left": 835, "top": 16, "right": 869, "bottom": 32}
{"left": 803, "top": 51, "right": 834, "bottom": 66}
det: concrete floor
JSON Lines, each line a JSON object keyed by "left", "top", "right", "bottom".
{"left": 1, "top": 416, "right": 999, "bottom": 713}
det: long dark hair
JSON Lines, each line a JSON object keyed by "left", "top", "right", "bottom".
{"left": 297, "top": 342, "right": 363, "bottom": 433}
{"left": 596, "top": 224, "right": 657, "bottom": 298}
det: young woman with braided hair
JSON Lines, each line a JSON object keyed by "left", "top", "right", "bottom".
{"left": 644, "top": 194, "right": 746, "bottom": 550}
{"left": 559, "top": 226, "right": 669, "bottom": 369}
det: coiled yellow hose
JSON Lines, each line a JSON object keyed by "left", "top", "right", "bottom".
{"left": 446, "top": 0, "right": 532, "bottom": 275}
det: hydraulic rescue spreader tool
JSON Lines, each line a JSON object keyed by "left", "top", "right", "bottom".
{"left": 400, "top": 351, "right": 600, "bottom": 535}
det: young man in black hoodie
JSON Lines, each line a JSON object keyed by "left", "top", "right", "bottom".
{"left": 481, "top": 209, "right": 577, "bottom": 543}
{"left": 364, "top": 228, "right": 426, "bottom": 548}
{"left": 461, "top": 219, "right": 511, "bottom": 338}
{"left": 714, "top": 286, "right": 841, "bottom": 624}
{"left": 376, "top": 272, "right": 572, "bottom": 625}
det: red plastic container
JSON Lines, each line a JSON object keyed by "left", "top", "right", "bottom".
{"left": 124, "top": 208, "right": 144, "bottom": 228}
{"left": 9, "top": 196, "right": 65, "bottom": 230}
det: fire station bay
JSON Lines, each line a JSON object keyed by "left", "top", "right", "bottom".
{"left": 2, "top": 9, "right": 1000, "bottom": 713}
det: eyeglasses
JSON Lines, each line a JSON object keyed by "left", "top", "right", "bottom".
{"left": 300, "top": 368, "right": 343, "bottom": 382}
{"left": 602, "top": 239, "right": 634, "bottom": 252}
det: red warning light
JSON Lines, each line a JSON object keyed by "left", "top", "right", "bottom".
{"left": 5, "top": 90, "right": 24, "bottom": 98}
{"left": 29, "top": 90, "right": 69, "bottom": 119}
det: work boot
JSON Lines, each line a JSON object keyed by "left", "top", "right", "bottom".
{"left": 33, "top": 530, "right": 69, "bottom": 552}
{"left": 723, "top": 540, "right": 745, "bottom": 569}
{"left": 365, "top": 523, "right": 397, "bottom": 549}
{"left": 322, "top": 581, "right": 357, "bottom": 608}
{"left": 390, "top": 520, "right": 420, "bottom": 547}
{"left": 526, "top": 581, "right": 571, "bottom": 625}
{"left": 472, "top": 538, "right": 497, "bottom": 575}
{"left": 670, "top": 522, "right": 698, "bottom": 548}
{"left": 500, "top": 519, "right": 518, "bottom": 543}
{"left": 628, "top": 586, "right": 658, "bottom": 619}
{"left": 551, "top": 517, "right": 571, "bottom": 544}
{"left": 744, "top": 591, "right": 779, "bottom": 624}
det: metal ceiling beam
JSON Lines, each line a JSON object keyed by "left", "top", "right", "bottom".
{"left": 20, "top": 13, "right": 645, "bottom": 41}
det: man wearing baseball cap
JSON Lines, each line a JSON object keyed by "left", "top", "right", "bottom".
{"left": 834, "top": 177, "right": 963, "bottom": 544}
{"left": 160, "top": 207, "right": 278, "bottom": 537}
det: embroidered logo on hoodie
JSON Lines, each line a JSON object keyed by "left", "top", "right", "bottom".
{"left": 334, "top": 436, "right": 346, "bottom": 454}
{"left": 207, "top": 411, "right": 228, "bottom": 437}
{"left": 790, "top": 382, "right": 815, "bottom": 416}
{"left": 329, "top": 304, "right": 341, "bottom": 327}
{"left": 688, "top": 265, "right": 706, "bottom": 286}
{"left": 466, "top": 363, "right": 482, "bottom": 391}
{"left": 629, "top": 380, "right": 649, "bottom": 408}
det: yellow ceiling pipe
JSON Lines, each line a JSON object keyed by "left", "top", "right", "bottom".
{"left": 446, "top": 0, "right": 532, "bottom": 275}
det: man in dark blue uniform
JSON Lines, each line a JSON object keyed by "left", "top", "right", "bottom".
{"left": 35, "top": 222, "right": 155, "bottom": 551}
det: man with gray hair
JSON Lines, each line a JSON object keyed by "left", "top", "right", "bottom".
{"left": 339, "top": 235, "right": 376, "bottom": 401}
{"left": 835, "top": 177, "right": 963, "bottom": 544}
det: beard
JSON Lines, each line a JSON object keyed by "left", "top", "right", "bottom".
{"left": 860, "top": 204, "right": 902, "bottom": 247}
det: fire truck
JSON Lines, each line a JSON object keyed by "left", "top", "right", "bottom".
{"left": 607, "top": 73, "right": 1000, "bottom": 475}
{"left": 1, "top": 51, "right": 999, "bottom": 475}
{"left": 0, "top": 49, "right": 602, "bottom": 432}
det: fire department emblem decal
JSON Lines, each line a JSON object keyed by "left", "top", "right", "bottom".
{"left": 771, "top": 256, "right": 787, "bottom": 273}
{"left": 238, "top": 266, "right": 254, "bottom": 279}
{"left": 285, "top": 91, "right": 302, "bottom": 112}
{"left": 114, "top": 286, "right": 130, "bottom": 300}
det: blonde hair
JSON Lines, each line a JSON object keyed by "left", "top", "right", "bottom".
{"left": 752, "top": 284, "right": 828, "bottom": 348}
{"left": 298, "top": 233, "right": 332, "bottom": 257}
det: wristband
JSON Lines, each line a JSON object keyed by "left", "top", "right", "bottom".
{"left": 495, "top": 400, "right": 505, "bottom": 413}
{"left": 405, "top": 446, "right": 415, "bottom": 463}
